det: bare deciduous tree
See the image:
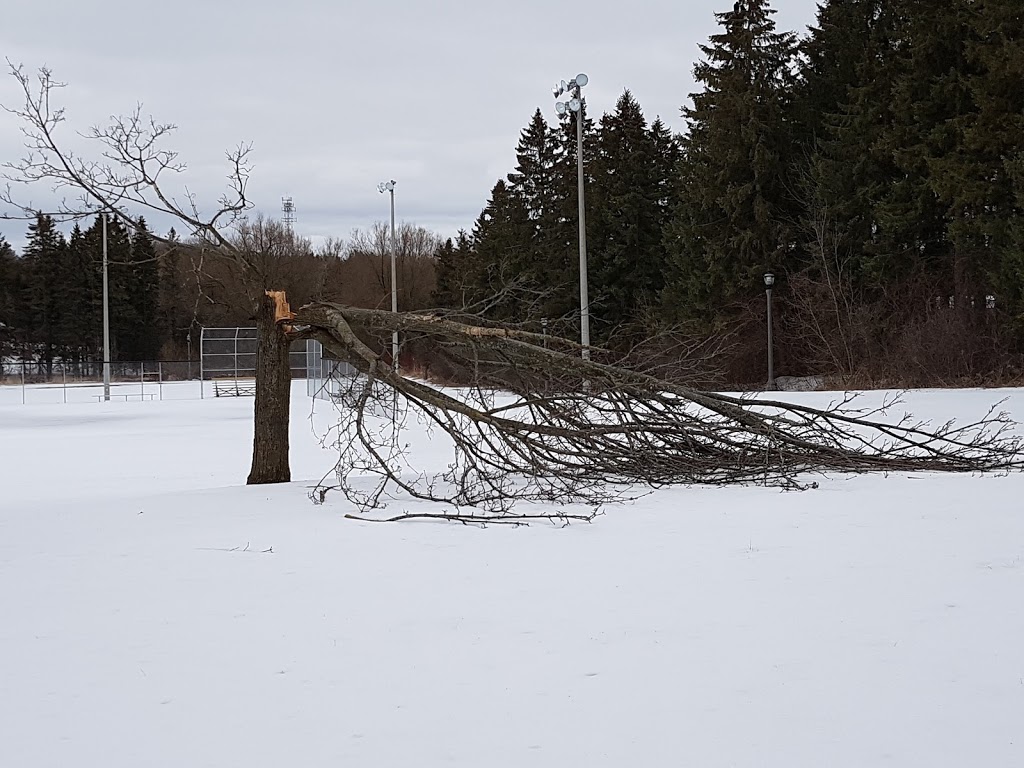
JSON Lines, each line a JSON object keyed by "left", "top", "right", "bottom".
{"left": 1, "top": 63, "right": 298, "bottom": 483}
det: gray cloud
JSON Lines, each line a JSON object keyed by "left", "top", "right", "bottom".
{"left": 1, "top": 0, "right": 818, "bottom": 250}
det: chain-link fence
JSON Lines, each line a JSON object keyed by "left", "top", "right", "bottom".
{"left": 0, "top": 360, "right": 203, "bottom": 405}
{"left": 305, "top": 339, "right": 358, "bottom": 401}
{"left": 199, "top": 327, "right": 309, "bottom": 385}
{"left": 1, "top": 328, "right": 347, "bottom": 406}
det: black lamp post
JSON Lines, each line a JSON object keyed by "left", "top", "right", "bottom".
{"left": 764, "top": 272, "right": 776, "bottom": 390}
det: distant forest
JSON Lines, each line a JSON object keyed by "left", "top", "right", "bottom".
{"left": 2, "top": 0, "right": 1022, "bottom": 386}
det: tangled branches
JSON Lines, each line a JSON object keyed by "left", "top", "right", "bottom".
{"left": 294, "top": 303, "right": 1024, "bottom": 522}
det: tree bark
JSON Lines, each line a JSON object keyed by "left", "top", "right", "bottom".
{"left": 247, "top": 291, "right": 291, "bottom": 484}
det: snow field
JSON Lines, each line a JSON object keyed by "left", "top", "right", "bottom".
{"left": 1, "top": 383, "right": 1022, "bottom": 766}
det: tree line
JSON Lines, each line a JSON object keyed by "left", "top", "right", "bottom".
{"left": 0, "top": 216, "right": 443, "bottom": 371}
{"left": 3, "top": 0, "right": 1022, "bottom": 387}
{"left": 434, "top": 0, "right": 1024, "bottom": 385}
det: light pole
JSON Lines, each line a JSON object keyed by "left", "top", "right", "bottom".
{"left": 554, "top": 73, "right": 590, "bottom": 360}
{"left": 377, "top": 179, "right": 399, "bottom": 372}
{"left": 102, "top": 212, "right": 111, "bottom": 401}
{"left": 764, "top": 272, "right": 775, "bottom": 391}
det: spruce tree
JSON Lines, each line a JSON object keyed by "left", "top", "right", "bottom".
{"left": 588, "top": 91, "right": 679, "bottom": 338}
{"left": 0, "top": 235, "right": 20, "bottom": 358}
{"left": 798, "top": 0, "right": 905, "bottom": 293}
{"left": 83, "top": 215, "right": 135, "bottom": 361}
{"left": 130, "top": 217, "right": 161, "bottom": 360}
{"left": 21, "top": 214, "right": 68, "bottom": 373}
{"left": 466, "top": 179, "right": 533, "bottom": 322}
{"left": 663, "top": 0, "right": 798, "bottom": 321}
{"left": 871, "top": 0, "right": 975, "bottom": 299}
{"left": 951, "top": 0, "right": 1024, "bottom": 323}
{"left": 432, "top": 231, "right": 475, "bottom": 309}
{"left": 505, "top": 109, "right": 579, "bottom": 323}
{"left": 157, "top": 227, "right": 193, "bottom": 358}
{"left": 61, "top": 224, "right": 100, "bottom": 362}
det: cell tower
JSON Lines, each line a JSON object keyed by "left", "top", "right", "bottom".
{"left": 281, "top": 196, "right": 296, "bottom": 232}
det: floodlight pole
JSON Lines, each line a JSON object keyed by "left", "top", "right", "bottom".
{"left": 390, "top": 186, "right": 398, "bottom": 370}
{"left": 102, "top": 213, "right": 111, "bottom": 401}
{"left": 388, "top": 182, "right": 399, "bottom": 371}
{"left": 377, "top": 180, "right": 399, "bottom": 371}
{"left": 554, "top": 74, "right": 591, "bottom": 361}
{"left": 575, "top": 97, "right": 590, "bottom": 361}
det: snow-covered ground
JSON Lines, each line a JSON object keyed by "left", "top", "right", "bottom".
{"left": 1, "top": 383, "right": 1022, "bottom": 766}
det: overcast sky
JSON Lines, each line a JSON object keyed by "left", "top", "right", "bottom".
{"left": 0, "top": 0, "right": 819, "bottom": 252}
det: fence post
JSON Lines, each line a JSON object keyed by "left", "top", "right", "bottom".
{"left": 21, "top": 361, "right": 25, "bottom": 405}
{"left": 63, "top": 366, "right": 67, "bottom": 404}
{"left": 199, "top": 327, "right": 205, "bottom": 400}
{"left": 159, "top": 362, "right": 164, "bottom": 401}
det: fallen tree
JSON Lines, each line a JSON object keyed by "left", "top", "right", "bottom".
{"left": 291, "top": 302, "right": 1024, "bottom": 523}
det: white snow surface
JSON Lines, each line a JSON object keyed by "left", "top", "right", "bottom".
{"left": 1, "top": 382, "right": 1023, "bottom": 766}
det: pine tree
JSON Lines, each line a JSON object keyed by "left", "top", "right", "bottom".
{"left": 663, "top": 0, "right": 799, "bottom": 321}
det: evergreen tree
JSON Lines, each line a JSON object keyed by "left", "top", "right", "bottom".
{"left": 61, "top": 224, "right": 100, "bottom": 362}
{"left": 970, "top": 1, "right": 1024, "bottom": 326}
{"left": 505, "top": 109, "right": 579, "bottom": 322}
{"left": 798, "top": 0, "right": 905, "bottom": 292}
{"left": 21, "top": 214, "right": 68, "bottom": 372}
{"left": 432, "top": 230, "right": 475, "bottom": 309}
{"left": 949, "top": 0, "right": 1024, "bottom": 323}
{"left": 129, "top": 217, "right": 160, "bottom": 360}
{"left": 83, "top": 215, "right": 135, "bottom": 361}
{"left": 465, "top": 179, "right": 533, "bottom": 321}
{"left": 663, "top": 0, "right": 798, "bottom": 320}
{"left": 870, "top": 0, "right": 975, "bottom": 298}
{"left": 0, "top": 235, "right": 20, "bottom": 357}
{"left": 796, "top": 0, "right": 889, "bottom": 149}
{"left": 157, "top": 227, "right": 193, "bottom": 357}
{"left": 588, "top": 91, "right": 679, "bottom": 338}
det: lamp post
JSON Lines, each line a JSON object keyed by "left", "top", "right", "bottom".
{"left": 102, "top": 212, "right": 111, "bottom": 401}
{"left": 764, "top": 272, "right": 775, "bottom": 391}
{"left": 377, "top": 179, "right": 399, "bottom": 371}
{"left": 554, "top": 73, "right": 590, "bottom": 361}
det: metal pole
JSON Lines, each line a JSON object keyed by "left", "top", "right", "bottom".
{"left": 62, "top": 366, "right": 67, "bottom": 404}
{"left": 576, "top": 98, "right": 590, "bottom": 361}
{"left": 102, "top": 213, "right": 111, "bottom": 401}
{"left": 766, "top": 287, "right": 775, "bottom": 390}
{"left": 390, "top": 186, "right": 399, "bottom": 372}
{"left": 21, "top": 361, "right": 25, "bottom": 405}
{"left": 199, "top": 327, "right": 205, "bottom": 399}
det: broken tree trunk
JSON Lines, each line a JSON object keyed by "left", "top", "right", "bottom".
{"left": 247, "top": 291, "right": 292, "bottom": 485}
